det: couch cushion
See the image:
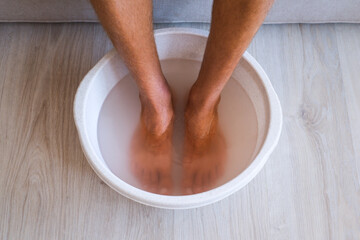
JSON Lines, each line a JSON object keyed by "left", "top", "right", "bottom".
{"left": 0, "top": 0, "right": 359, "bottom": 23}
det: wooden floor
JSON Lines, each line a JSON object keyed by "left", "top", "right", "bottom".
{"left": 0, "top": 22, "right": 359, "bottom": 239}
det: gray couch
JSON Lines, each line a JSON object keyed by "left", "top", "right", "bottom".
{"left": 0, "top": 0, "right": 359, "bottom": 23}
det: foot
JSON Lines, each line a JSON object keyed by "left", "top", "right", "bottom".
{"left": 130, "top": 86, "right": 174, "bottom": 195}
{"left": 182, "top": 91, "right": 227, "bottom": 194}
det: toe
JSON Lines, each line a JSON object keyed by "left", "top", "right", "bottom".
{"left": 182, "top": 167, "right": 195, "bottom": 195}
{"left": 149, "top": 170, "right": 159, "bottom": 186}
{"left": 158, "top": 172, "right": 172, "bottom": 195}
{"left": 202, "top": 170, "right": 213, "bottom": 191}
{"left": 192, "top": 171, "right": 204, "bottom": 194}
{"left": 209, "top": 168, "right": 217, "bottom": 186}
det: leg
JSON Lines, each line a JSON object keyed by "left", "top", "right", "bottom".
{"left": 90, "top": 0, "right": 173, "bottom": 133}
{"left": 183, "top": 0, "right": 274, "bottom": 194}
{"left": 90, "top": 0, "right": 173, "bottom": 194}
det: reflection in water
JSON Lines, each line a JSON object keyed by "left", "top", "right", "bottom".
{"left": 97, "top": 59, "right": 258, "bottom": 196}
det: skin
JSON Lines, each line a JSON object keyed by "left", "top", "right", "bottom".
{"left": 183, "top": 0, "right": 274, "bottom": 194}
{"left": 90, "top": 0, "right": 274, "bottom": 194}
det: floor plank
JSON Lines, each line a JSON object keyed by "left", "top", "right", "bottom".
{"left": 0, "top": 23, "right": 359, "bottom": 239}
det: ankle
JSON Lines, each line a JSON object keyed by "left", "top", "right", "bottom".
{"left": 184, "top": 89, "right": 221, "bottom": 139}
{"left": 139, "top": 86, "right": 174, "bottom": 135}
{"left": 185, "top": 85, "right": 220, "bottom": 120}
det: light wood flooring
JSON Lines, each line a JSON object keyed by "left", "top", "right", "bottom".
{"left": 0, "top": 22, "right": 359, "bottom": 239}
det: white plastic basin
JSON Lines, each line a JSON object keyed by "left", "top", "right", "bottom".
{"left": 74, "top": 28, "right": 282, "bottom": 209}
